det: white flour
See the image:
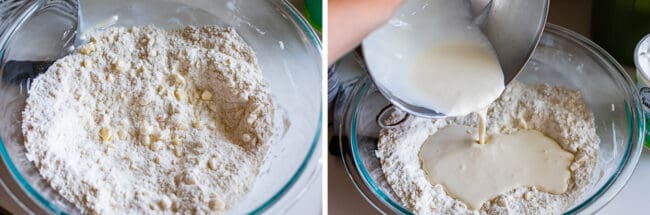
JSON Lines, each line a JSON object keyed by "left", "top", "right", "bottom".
{"left": 377, "top": 82, "right": 599, "bottom": 214}
{"left": 22, "top": 26, "right": 274, "bottom": 214}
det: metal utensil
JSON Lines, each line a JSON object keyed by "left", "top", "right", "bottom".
{"left": 360, "top": 0, "right": 548, "bottom": 123}
{"left": 1, "top": 60, "right": 54, "bottom": 85}
{"left": 1, "top": 0, "right": 81, "bottom": 86}
{"left": 470, "top": 0, "right": 549, "bottom": 84}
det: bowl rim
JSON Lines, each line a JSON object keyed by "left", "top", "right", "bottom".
{"left": 341, "top": 23, "right": 645, "bottom": 214}
{"left": 0, "top": 0, "right": 323, "bottom": 214}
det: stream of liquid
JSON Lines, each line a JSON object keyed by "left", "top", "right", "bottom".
{"left": 414, "top": 0, "right": 574, "bottom": 210}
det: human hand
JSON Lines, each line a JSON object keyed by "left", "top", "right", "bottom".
{"left": 327, "top": 0, "right": 404, "bottom": 65}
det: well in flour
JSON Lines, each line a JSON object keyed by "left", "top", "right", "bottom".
{"left": 22, "top": 25, "right": 274, "bottom": 214}
{"left": 377, "top": 82, "right": 599, "bottom": 214}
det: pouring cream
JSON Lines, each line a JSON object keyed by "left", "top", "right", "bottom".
{"left": 410, "top": 41, "right": 504, "bottom": 118}
{"left": 406, "top": 0, "right": 575, "bottom": 210}
{"left": 419, "top": 125, "right": 574, "bottom": 210}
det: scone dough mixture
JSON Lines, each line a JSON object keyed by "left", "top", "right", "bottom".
{"left": 377, "top": 82, "right": 599, "bottom": 214}
{"left": 22, "top": 26, "right": 274, "bottom": 214}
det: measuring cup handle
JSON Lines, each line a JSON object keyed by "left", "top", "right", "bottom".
{"left": 353, "top": 46, "right": 372, "bottom": 74}
{"left": 376, "top": 104, "right": 410, "bottom": 129}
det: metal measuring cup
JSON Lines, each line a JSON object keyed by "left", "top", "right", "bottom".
{"left": 356, "top": 0, "right": 549, "bottom": 128}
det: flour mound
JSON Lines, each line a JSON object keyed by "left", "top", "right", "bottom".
{"left": 377, "top": 82, "right": 599, "bottom": 214}
{"left": 22, "top": 26, "right": 274, "bottom": 214}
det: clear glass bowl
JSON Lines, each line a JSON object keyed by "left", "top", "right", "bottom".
{"left": 0, "top": 0, "right": 321, "bottom": 214}
{"left": 338, "top": 24, "right": 645, "bottom": 214}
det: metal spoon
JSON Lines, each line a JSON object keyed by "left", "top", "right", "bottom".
{"left": 1, "top": 0, "right": 82, "bottom": 86}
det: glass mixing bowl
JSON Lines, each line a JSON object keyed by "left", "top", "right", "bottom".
{"left": 338, "top": 24, "right": 645, "bottom": 214}
{"left": 0, "top": 0, "right": 321, "bottom": 214}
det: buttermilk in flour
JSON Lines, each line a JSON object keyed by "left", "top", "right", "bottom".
{"left": 377, "top": 82, "right": 599, "bottom": 214}
{"left": 22, "top": 26, "right": 274, "bottom": 214}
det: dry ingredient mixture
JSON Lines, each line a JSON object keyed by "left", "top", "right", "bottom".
{"left": 22, "top": 26, "right": 274, "bottom": 214}
{"left": 377, "top": 82, "right": 599, "bottom": 214}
